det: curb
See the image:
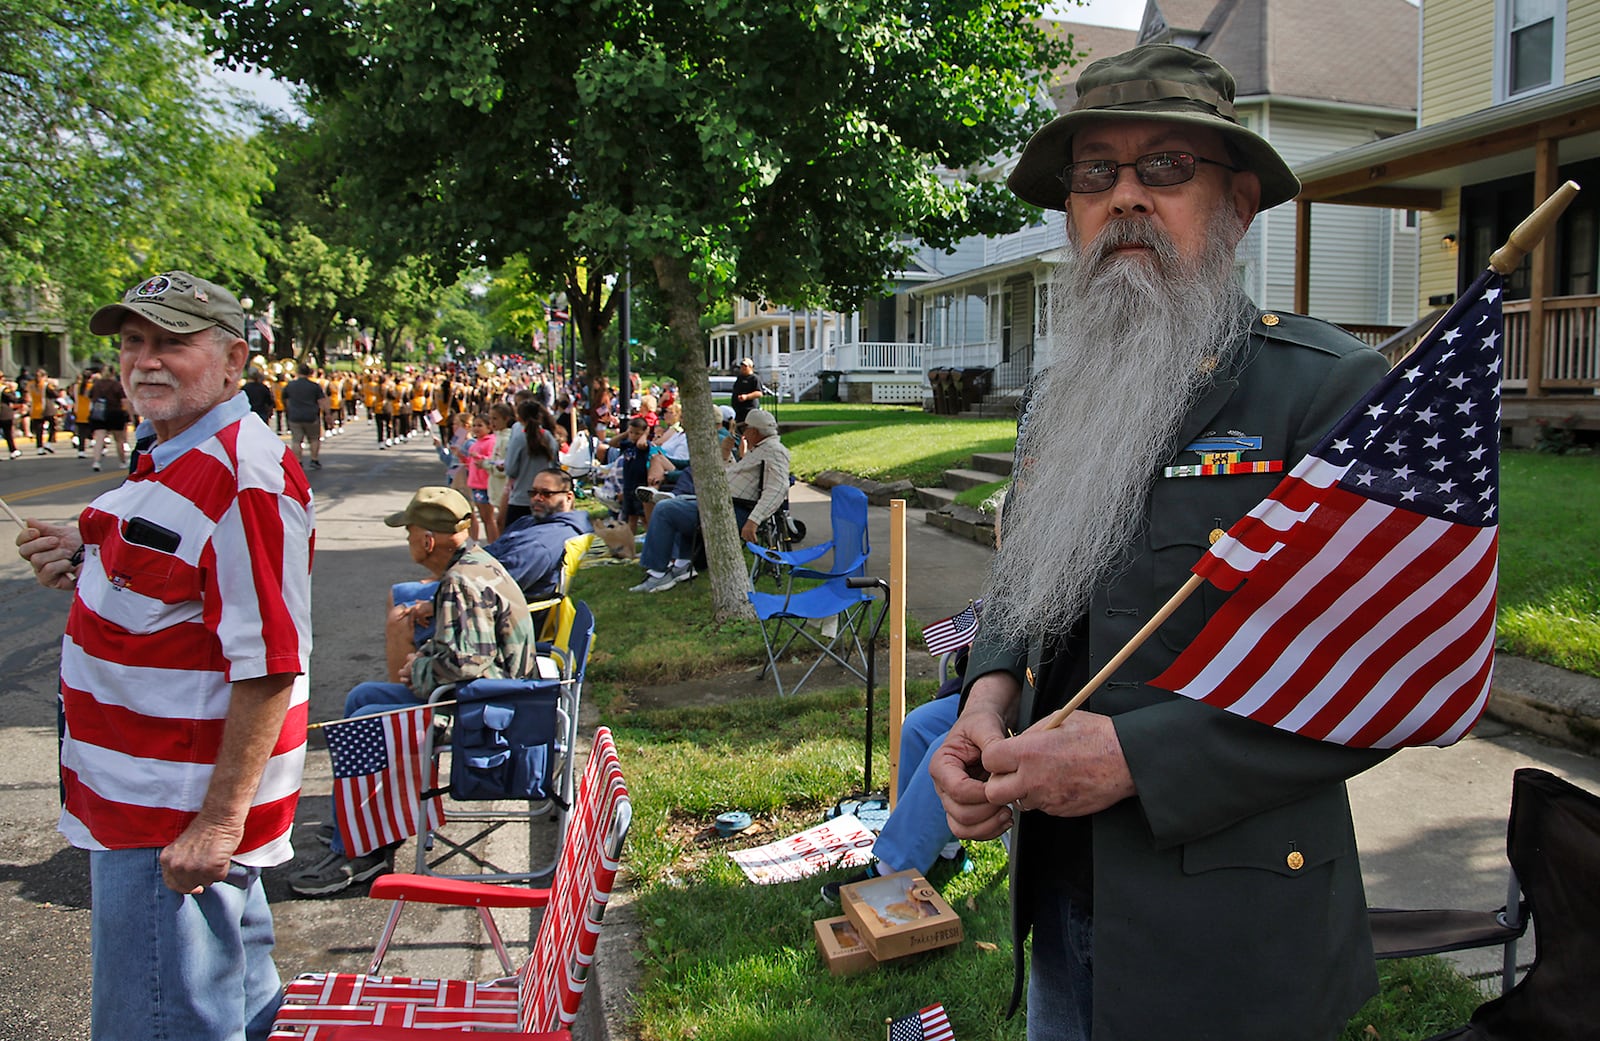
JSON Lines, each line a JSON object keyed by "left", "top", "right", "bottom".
{"left": 1486, "top": 654, "right": 1600, "bottom": 757}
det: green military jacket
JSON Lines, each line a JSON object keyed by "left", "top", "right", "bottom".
{"left": 966, "top": 310, "right": 1393, "bottom": 1041}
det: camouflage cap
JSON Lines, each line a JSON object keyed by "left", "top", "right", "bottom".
{"left": 1008, "top": 44, "right": 1300, "bottom": 213}
{"left": 89, "top": 271, "right": 247, "bottom": 339}
{"left": 385, "top": 486, "right": 474, "bottom": 533}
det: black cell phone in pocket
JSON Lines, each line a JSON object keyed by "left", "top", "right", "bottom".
{"left": 123, "top": 516, "right": 182, "bottom": 554}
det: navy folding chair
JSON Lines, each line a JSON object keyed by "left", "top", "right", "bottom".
{"left": 413, "top": 602, "right": 595, "bottom": 882}
{"left": 745, "top": 485, "right": 879, "bottom": 696}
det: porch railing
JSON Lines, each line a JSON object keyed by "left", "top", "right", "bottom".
{"left": 1503, "top": 295, "right": 1600, "bottom": 390}
{"left": 835, "top": 340, "right": 923, "bottom": 372}
{"left": 1341, "top": 323, "right": 1405, "bottom": 348}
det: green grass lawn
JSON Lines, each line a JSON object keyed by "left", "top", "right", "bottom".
{"left": 1496, "top": 451, "right": 1600, "bottom": 675}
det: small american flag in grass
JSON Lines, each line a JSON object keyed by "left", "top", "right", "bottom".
{"left": 888, "top": 1002, "right": 953, "bottom": 1041}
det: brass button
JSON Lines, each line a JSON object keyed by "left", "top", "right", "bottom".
{"left": 1286, "top": 851, "right": 1305, "bottom": 870}
{"left": 1261, "top": 313, "right": 1281, "bottom": 327}
{"left": 1208, "top": 528, "right": 1226, "bottom": 545}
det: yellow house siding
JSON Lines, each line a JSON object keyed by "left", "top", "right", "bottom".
{"left": 1421, "top": 2, "right": 1494, "bottom": 125}
{"left": 1418, "top": 192, "right": 1462, "bottom": 314}
{"left": 1566, "top": 0, "right": 1600, "bottom": 82}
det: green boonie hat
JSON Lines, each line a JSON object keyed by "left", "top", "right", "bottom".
{"left": 1007, "top": 44, "right": 1300, "bottom": 214}
{"left": 89, "top": 271, "right": 247, "bottom": 339}
{"left": 385, "top": 486, "right": 474, "bottom": 533}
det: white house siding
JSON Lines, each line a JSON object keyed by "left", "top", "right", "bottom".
{"left": 1249, "top": 102, "right": 1420, "bottom": 324}
{"left": 987, "top": 214, "right": 1068, "bottom": 265}
{"left": 1420, "top": 0, "right": 1494, "bottom": 126}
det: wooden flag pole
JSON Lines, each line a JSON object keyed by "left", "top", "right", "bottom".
{"left": 887, "top": 498, "right": 907, "bottom": 807}
{"left": 0, "top": 494, "right": 27, "bottom": 530}
{"left": 1033, "top": 574, "right": 1203, "bottom": 732}
{"left": 1031, "top": 180, "right": 1581, "bottom": 737}
{"left": 306, "top": 699, "right": 457, "bottom": 731}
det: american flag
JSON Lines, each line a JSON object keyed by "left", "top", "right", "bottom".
{"left": 1151, "top": 270, "right": 1504, "bottom": 749}
{"left": 888, "top": 1003, "right": 953, "bottom": 1041}
{"left": 922, "top": 600, "right": 982, "bottom": 656}
{"left": 328, "top": 705, "right": 444, "bottom": 857}
{"left": 254, "top": 318, "right": 275, "bottom": 346}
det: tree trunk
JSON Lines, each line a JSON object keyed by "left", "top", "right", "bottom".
{"left": 651, "top": 252, "right": 755, "bottom": 623}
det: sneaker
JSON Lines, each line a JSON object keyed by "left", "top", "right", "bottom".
{"left": 8, "top": 450, "right": 19, "bottom": 460}
{"left": 91, "top": 461, "right": 101, "bottom": 472}
{"left": 288, "top": 848, "right": 392, "bottom": 896}
{"left": 41, "top": 444, "right": 54, "bottom": 454}
{"left": 36, "top": 447, "right": 47, "bottom": 455}
{"left": 312, "top": 822, "right": 337, "bottom": 847}
{"left": 629, "top": 571, "right": 678, "bottom": 593}
{"left": 820, "top": 865, "right": 877, "bottom": 903}
{"left": 76, "top": 450, "right": 86, "bottom": 459}
{"left": 310, "top": 459, "right": 322, "bottom": 469}
{"left": 666, "top": 560, "right": 696, "bottom": 584}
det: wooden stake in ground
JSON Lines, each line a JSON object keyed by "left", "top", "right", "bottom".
{"left": 1034, "top": 179, "right": 1581, "bottom": 735}
{"left": 887, "top": 498, "right": 907, "bottom": 807}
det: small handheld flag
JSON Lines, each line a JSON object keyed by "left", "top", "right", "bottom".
{"left": 922, "top": 600, "right": 982, "bottom": 656}
{"left": 328, "top": 704, "right": 444, "bottom": 857}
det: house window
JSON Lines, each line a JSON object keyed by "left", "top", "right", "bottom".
{"left": 1495, "top": 0, "right": 1564, "bottom": 102}
{"left": 1000, "top": 290, "right": 1013, "bottom": 363}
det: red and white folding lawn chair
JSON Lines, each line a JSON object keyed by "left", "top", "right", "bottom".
{"left": 270, "top": 727, "right": 631, "bottom": 1040}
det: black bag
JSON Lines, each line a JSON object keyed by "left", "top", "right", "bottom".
{"left": 89, "top": 398, "right": 108, "bottom": 423}
{"left": 448, "top": 679, "right": 562, "bottom": 802}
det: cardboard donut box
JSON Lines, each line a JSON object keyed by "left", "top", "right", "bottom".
{"left": 815, "top": 870, "right": 963, "bottom": 973}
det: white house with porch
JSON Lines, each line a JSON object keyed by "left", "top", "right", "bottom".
{"left": 710, "top": 1, "right": 1421, "bottom": 410}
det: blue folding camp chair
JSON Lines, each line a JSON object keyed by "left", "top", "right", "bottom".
{"left": 412, "top": 602, "right": 595, "bottom": 882}
{"left": 745, "top": 485, "right": 879, "bottom": 697}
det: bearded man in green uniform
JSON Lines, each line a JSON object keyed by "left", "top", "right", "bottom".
{"left": 931, "top": 44, "right": 1393, "bottom": 1041}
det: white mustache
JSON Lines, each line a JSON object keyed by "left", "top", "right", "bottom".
{"left": 129, "top": 372, "right": 177, "bottom": 389}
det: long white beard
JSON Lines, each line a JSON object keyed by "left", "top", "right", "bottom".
{"left": 981, "top": 205, "right": 1252, "bottom": 646}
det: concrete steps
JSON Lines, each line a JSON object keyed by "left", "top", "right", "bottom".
{"left": 969, "top": 451, "right": 1014, "bottom": 476}
{"left": 943, "top": 467, "right": 1002, "bottom": 493}
{"left": 915, "top": 486, "right": 959, "bottom": 510}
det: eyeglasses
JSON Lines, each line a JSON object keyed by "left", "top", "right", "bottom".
{"left": 1059, "top": 151, "right": 1240, "bottom": 194}
{"left": 529, "top": 487, "right": 571, "bottom": 499}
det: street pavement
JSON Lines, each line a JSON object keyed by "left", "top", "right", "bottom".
{"left": 1, "top": 421, "right": 1597, "bottom": 1040}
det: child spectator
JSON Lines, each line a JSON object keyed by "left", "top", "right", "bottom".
{"left": 465, "top": 412, "right": 500, "bottom": 542}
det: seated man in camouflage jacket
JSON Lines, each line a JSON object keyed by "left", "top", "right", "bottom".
{"left": 290, "top": 486, "right": 536, "bottom": 896}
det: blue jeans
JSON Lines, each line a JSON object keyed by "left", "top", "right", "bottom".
{"left": 90, "top": 847, "right": 281, "bottom": 1041}
{"left": 327, "top": 682, "right": 424, "bottom": 857}
{"left": 392, "top": 580, "right": 438, "bottom": 644}
{"left": 872, "top": 695, "right": 961, "bottom": 874}
{"left": 1027, "top": 888, "right": 1095, "bottom": 1041}
{"left": 638, "top": 497, "right": 751, "bottom": 573}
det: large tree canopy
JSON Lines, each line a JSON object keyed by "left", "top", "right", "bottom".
{"left": 1, "top": 0, "right": 271, "bottom": 342}
{"left": 205, "top": 0, "right": 1069, "bottom": 618}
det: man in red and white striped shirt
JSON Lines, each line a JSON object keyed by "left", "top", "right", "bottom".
{"left": 17, "top": 271, "right": 314, "bottom": 1041}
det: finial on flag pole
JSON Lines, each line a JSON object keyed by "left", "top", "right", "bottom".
{"left": 1490, "top": 180, "right": 1580, "bottom": 275}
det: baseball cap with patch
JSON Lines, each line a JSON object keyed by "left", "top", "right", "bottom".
{"left": 384, "top": 486, "right": 474, "bottom": 534}
{"left": 89, "top": 271, "right": 247, "bottom": 339}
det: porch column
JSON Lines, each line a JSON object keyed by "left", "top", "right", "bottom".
{"left": 1294, "top": 199, "right": 1312, "bottom": 315}
{"left": 1527, "top": 137, "right": 1559, "bottom": 399}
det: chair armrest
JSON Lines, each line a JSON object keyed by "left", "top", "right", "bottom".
{"left": 527, "top": 596, "right": 561, "bottom": 614}
{"left": 370, "top": 872, "right": 552, "bottom": 910}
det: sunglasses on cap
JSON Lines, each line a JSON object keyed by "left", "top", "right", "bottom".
{"left": 1059, "top": 151, "right": 1240, "bottom": 195}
